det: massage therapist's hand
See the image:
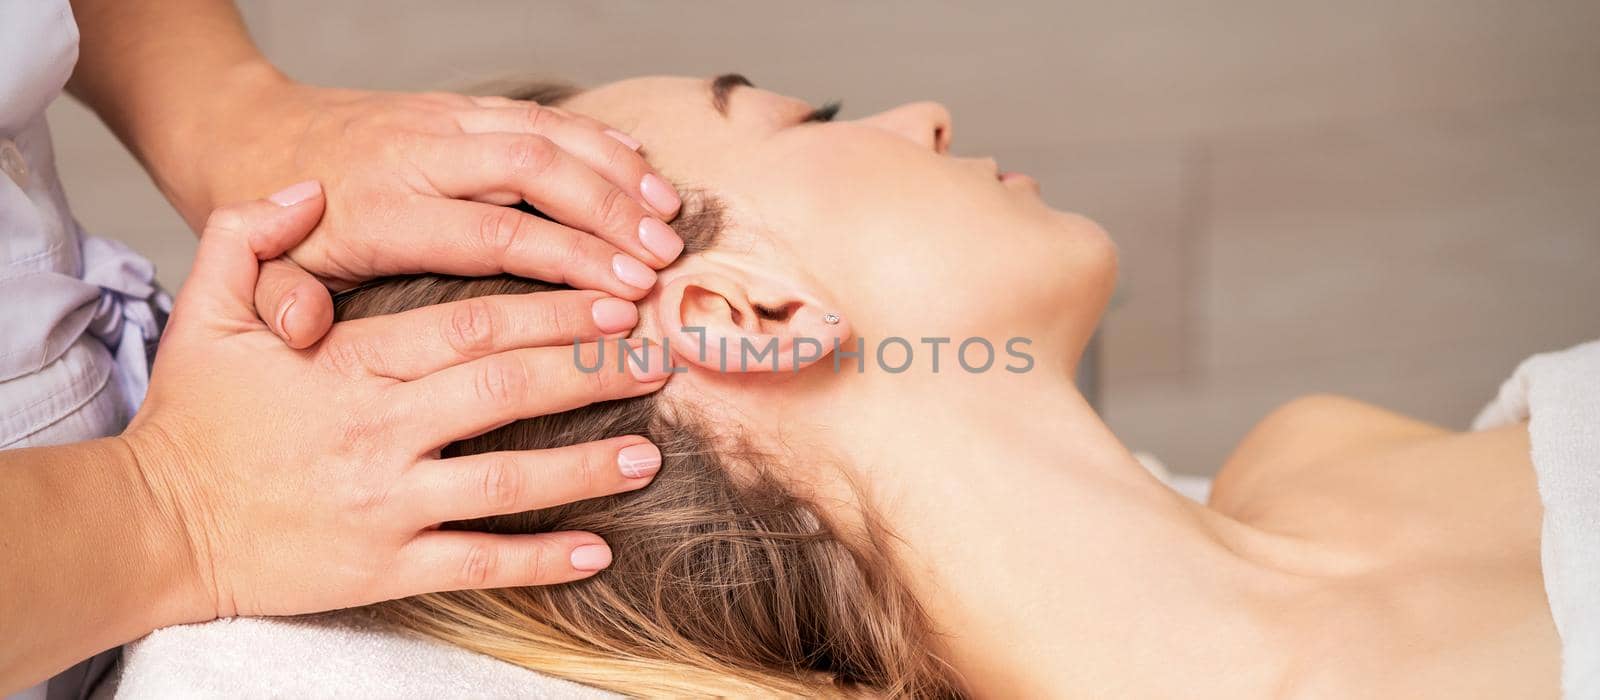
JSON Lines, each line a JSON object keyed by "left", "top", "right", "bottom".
{"left": 123, "top": 184, "right": 672, "bottom": 621}
{"left": 159, "top": 63, "right": 684, "bottom": 348}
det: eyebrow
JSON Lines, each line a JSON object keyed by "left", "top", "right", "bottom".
{"left": 710, "top": 73, "right": 753, "bottom": 116}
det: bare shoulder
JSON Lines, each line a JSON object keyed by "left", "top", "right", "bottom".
{"left": 1209, "top": 394, "right": 1449, "bottom": 511}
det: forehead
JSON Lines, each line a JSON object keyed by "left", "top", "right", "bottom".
{"left": 562, "top": 76, "right": 811, "bottom": 186}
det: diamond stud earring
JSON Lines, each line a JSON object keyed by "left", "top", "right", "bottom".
{"left": 822, "top": 312, "right": 841, "bottom": 325}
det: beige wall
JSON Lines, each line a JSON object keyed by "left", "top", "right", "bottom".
{"left": 47, "top": 1, "right": 1600, "bottom": 474}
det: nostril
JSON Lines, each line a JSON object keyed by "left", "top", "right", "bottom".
{"left": 933, "top": 124, "right": 950, "bottom": 154}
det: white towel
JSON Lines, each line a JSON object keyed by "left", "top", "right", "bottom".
{"left": 1474, "top": 340, "right": 1600, "bottom": 700}
{"left": 107, "top": 615, "right": 618, "bottom": 699}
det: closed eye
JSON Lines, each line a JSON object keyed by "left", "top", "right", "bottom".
{"left": 802, "top": 101, "right": 842, "bottom": 124}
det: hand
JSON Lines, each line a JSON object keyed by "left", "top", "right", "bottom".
{"left": 181, "top": 63, "right": 684, "bottom": 348}
{"left": 122, "top": 183, "right": 673, "bottom": 621}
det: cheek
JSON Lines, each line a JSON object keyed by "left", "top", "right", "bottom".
{"left": 749, "top": 136, "right": 1115, "bottom": 339}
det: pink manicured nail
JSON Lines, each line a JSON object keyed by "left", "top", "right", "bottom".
{"left": 639, "top": 173, "right": 680, "bottom": 216}
{"left": 638, "top": 217, "right": 684, "bottom": 263}
{"left": 590, "top": 297, "right": 638, "bottom": 334}
{"left": 267, "top": 180, "right": 321, "bottom": 207}
{"left": 569, "top": 544, "right": 613, "bottom": 572}
{"left": 626, "top": 340, "right": 673, "bottom": 382}
{"left": 604, "top": 129, "right": 642, "bottom": 151}
{"left": 617, "top": 443, "right": 662, "bottom": 479}
{"left": 611, "top": 254, "right": 656, "bottom": 290}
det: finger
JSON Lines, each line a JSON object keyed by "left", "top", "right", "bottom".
{"left": 393, "top": 339, "right": 673, "bottom": 450}
{"left": 461, "top": 98, "right": 639, "bottom": 150}
{"left": 453, "top": 104, "right": 681, "bottom": 223}
{"left": 254, "top": 259, "right": 335, "bottom": 349}
{"left": 178, "top": 181, "right": 326, "bottom": 326}
{"left": 330, "top": 290, "right": 639, "bottom": 380}
{"left": 391, "top": 196, "right": 658, "bottom": 300}
{"left": 404, "top": 437, "right": 659, "bottom": 526}
{"left": 388, "top": 530, "right": 612, "bottom": 596}
{"left": 413, "top": 132, "right": 684, "bottom": 267}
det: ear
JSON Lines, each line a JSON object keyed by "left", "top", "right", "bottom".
{"left": 655, "top": 269, "right": 851, "bottom": 373}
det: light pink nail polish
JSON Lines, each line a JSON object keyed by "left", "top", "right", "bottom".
{"left": 267, "top": 180, "right": 321, "bottom": 207}
{"left": 617, "top": 443, "right": 662, "bottom": 479}
{"left": 604, "top": 129, "right": 642, "bottom": 151}
{"left": 570, "top": 544, "right": 613, "bottom": 572}
{"left": 611, "top": 254, "right": 656, "bottom": 290}
{"left": 639, "top": 173, "right": 681, "bottom": 216}
{"left": 638, "top": 217, "right": 684, "bottom": 263}
{"left": 590, "top": 297, "right": 638, "bottom": 334}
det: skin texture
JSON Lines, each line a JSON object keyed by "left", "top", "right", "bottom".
{"left": 4, "top": 2, "right": 693, "bottom": 692}
{"left": 0, "top": 187, "right": 677, "bottom": 693}
{"left": 554, "top": 76, "right": 1560, "bottom": 697}
{"left": 67, "top": 0, "right": 684, "bottom": 346}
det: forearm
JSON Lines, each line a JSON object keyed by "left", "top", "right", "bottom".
{"left": 0, "top": 438, "right": 203, "bottom": 694}
{"left": 66, "top": 0, "right": 283, "bottom": 228}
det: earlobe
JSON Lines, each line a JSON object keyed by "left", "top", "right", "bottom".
{"left": 655, "top": 273, "right": 851, "bottom": 373}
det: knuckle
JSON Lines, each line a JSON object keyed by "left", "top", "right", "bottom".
{"left": 480, "top": 458, "right": 525, "bottom": 512}
{"left": 344, "top": 482, "right": 391, "bottom": 513}
{"left": 320, "top": 337, "right": 383, "bottom": 376}
{"left": 337, "top": 413, "right": 385, "bottom": 454}
{"left": 533, "top": 296, "right": 581, "bottom": 341}
{"left": 556, "top": 232, "right": 591, "bottom": 274}
{"left": 458, "top": 544, "right": 498, "bottom": 588}
{"left": 595, "top": 187, "right": 632, "bottom": 231}
{"left": 584, "top": 351, "right": 613, "bottom": 395}
{"left": 475, "top": 207, "right": 527, "bottom": 258}
{"left": 444, "top": 298, "right": 500, "bottom": 358}
{"left": 474, "top": 356, "right": 531, "bottom": 407}
{"left": 507, "top": 135, "right": 558, "bottom": 176}
{"left": 601, "top": 139, "right": 632, "bottom": 171}
{"left": 203, "top": 207, "right": 250, "bottom": 236}
{"left": 524, "top": 103, "right": 556, "bottom": 133}
{"left": 575, "top": 445, "right": 609, "bottom": 495}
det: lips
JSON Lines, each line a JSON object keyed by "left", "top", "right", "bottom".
{"left": 999, "top": 170, "right": 1041, "bottom": 194}
{"left": 961, "top": 156, "right": 1040, "bottom": 193}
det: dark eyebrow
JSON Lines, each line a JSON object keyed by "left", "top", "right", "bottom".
{"left": 710, "top": 73, "right": 753, "bottom": 116}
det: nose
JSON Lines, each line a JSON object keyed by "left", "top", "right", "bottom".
{"left": 857, "top": 101, "right": 953, "bottom": 154}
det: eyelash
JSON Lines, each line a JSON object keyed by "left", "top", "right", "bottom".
{"left": 804, "top": 101, "right": 842, "bottom": 123}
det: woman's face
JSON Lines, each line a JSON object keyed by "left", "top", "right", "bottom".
{"left": 562, "top": 76, "right": 1116, "bottom": 363}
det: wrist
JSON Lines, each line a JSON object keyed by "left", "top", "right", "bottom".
{"left": 109, "top": 429, "right": 221, "bottom": 628}
{"left": 0, "top": 436, "right": 216, "bottom": 687}
{"left": 140, "top": 58, "right": 301, "bottom": 229}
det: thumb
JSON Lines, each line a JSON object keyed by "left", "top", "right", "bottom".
{"left": 177, "top": 181, "right": 326, "bottom": 325}
{"left": 255, "top": 259, "right": 334, "bottom": 349}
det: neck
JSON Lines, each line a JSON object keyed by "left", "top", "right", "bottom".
{"left": 830, "top": 360, "right": 1331, "bottom": 697}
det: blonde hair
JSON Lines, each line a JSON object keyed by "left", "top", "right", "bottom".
{"left": 336, "top": 195, "right": 962, "bottom": 697}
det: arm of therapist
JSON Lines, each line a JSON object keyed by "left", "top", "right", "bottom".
{"left": 0, "top": 186, "right": 673, "bottom": 693}
{"left": 65, "top": 0, "right": 682, "bottom": 347}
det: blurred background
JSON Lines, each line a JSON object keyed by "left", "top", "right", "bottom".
{"left": 47, "top": 0, "right": 1600, "bottom": 475}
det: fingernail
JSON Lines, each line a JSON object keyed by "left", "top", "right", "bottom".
{"left": 267, "top": 180, "right": 321, "bottom": 207}
{"left": 638, "top": 217, "right": 684, "bottom": 264}
{"left": 591, "top": 297, "right": 638, "bottom": 334}
{"left": 604, "top": 129, "right": 642, "bottom": 151}
{"left": 611, "top": 254, "right": 656, "bottom": 290}
{"left": 275, "top": 296, "right": 298, "bottom": 343}
{"left": 617, "top": 443, "right": 662, "bottom": 479}
{"left": 639, "top": 173, "right": 680, "bottom": 217}
{"left": 569, "top": 543, "right": 613, "bottom": 572}
{"left": 627, "top": 340, "right": 673, "bottom": 382}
